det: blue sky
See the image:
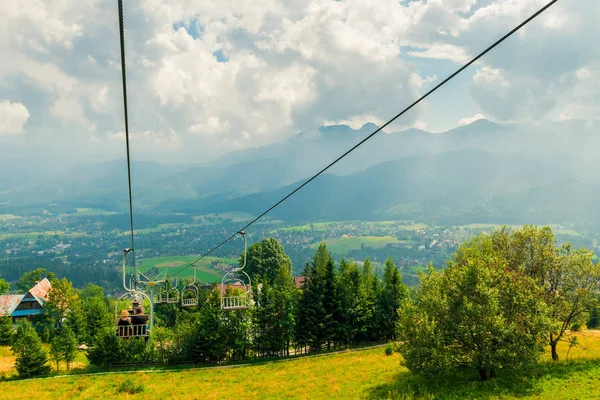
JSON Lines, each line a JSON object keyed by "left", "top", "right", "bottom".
{"left": 0, "top": 0, "right": 597, "bottom": 164}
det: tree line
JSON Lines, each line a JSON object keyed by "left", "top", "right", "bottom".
{"left": 2, "top": 226, "right": 600, "bottom": 381}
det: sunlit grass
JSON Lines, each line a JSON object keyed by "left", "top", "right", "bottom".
{"left": 1, "top": 332, "right": 600, "bottom": 399}
{"left": 310, "top": 236, "right": 400, "bottom": 253}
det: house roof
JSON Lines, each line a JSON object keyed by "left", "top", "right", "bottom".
{"left": 294, "top": 276, "right": 306, "bottom": 288}
{"left": 11, "top": 309, "right": 44, "bottom": 317}
{"left": 0, "top": 295, "right": 24, "bottom": 316}
{"left": 29, "top": 278, "right": 52, "bottom": 302}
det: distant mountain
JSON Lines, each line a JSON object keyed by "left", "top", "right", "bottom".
{"left": 2, "top": 118, "right": 600, "bottom": 224}
{"left": 197, "top": 149, "right": 596, "bottom": 224}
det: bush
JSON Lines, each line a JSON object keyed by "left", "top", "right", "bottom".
{"left": 117, "top": 378, "right": 145, "bottom": 394}
{"left": 571, "top": 322, "right": 582, "bottom": 332}
{"left": 384, "top": 344, "right": 394, "bottom": 356}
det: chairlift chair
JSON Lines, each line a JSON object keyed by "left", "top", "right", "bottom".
{"left": 181, "top": 263, "right": 199, "bottom": 307}
{"left": 220, "top": 231, "right": 254, "bottom": 311}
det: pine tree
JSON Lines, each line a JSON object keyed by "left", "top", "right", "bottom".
{"left": 322, "top": 257, "right": 342, "bottom": 349}
{"left": 338, "top": 260, "right": 361, "bottom": 346}
{"left": 379, "top": 258, "right": 409, "bottom": 340}
{"left": 294, "top": 263, "right": 312, "bottom": 353}
{"left": 11, "top": 320, "right": 51, "bottom": 377}
{"left": 0, "top": 315, "right": 13, "bottom": 345}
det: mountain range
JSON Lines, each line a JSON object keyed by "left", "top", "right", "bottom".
{"left": 1, "top": 119, "right": 599, "bottom": 225}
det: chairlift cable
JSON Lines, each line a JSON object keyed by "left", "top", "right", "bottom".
{"left": 118, "top": 0, "right": 137, "bottom": 274}
{"left": 171, "top": 0, "right": 560, "bottom": 278}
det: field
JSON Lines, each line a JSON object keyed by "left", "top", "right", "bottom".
{"left": 135, "top": 256, "right": 235, "bottom": 281}
{"left": 2, "top": 332, "right": 600, "bottom": 399}
{"left": 310, "top": 236, "right": 400, "bottom": 254}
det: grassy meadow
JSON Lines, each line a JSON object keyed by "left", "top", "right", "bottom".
{"left": 309, "top": 236, "right": 401, "bottom": 254}
{"left": 135, "top": 256, "right": 235, "bottom": 281}
{"left": 2, "top": 332, "right": 600, "bottom": 399}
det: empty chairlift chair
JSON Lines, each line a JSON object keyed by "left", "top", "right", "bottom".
{"left": 220, "top": 231, "right": 254, "bottom": 311}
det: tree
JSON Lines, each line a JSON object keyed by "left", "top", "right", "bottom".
{"left": 61, "top": 324, "right": 78, "bottom": 370}
{"left": 397, "top": 234, "right": 549, "bottom": 380}
{"left": 491, "top": 225, "right": 600, "bottom": 361}
{"left": 322, "top": 257, "right": 342, "bottom": 349}
{"left": 16, "top": 268, "right": 56, "bottom": 292}
{"left": 244, "top": 238, "right": 292, "bottom": 286}
{"left": 588, "top": 300, "right": 600, "bottom": 329}
{"left": 188, "top": 290, "right": 228, "bottom": 362}
{"left": 0, "top": 278, "right": 9, "bottom": 294}
{"left": 337, "top": 259, "right": 362, "bottom": 346}
{"left": 0, "top": 314, "right": 13, "bottom": 345}
{"left": 378, "top": 258, "right": 409, "bottom": 340}
{"left": 43, "top": 278, "right": 83, "bottom": 339}
{"left": 50, "top": 336, "right": 64, "bottom": 371}
{"left": 10, "top": 320, "right": 51, "bottom": 377}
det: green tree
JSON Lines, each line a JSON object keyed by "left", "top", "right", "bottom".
{"left": 16, "top": 268, "right": 56, "bottom": 292}
{"left": 491, "top": 225, "right": 600, "bottom": 361}
{"left": 378, "top": 258, "right": 409, "bottom": 340}
{"left": 322, "top": 257, "right": 342, "bottom": 349}
{"left": 61, "top": 324, "right": 78, "bottom": 370}
{"left": 337, "top": 259, "right": 362, "bottom": 346}
{"left": 244, "top": 238, "right": 293, "bottom": 286}
{"left": 188, "top": 290, "right": 228, "bottom": 362}
{"left": 43, "top": 277, "right": 83, "bottom": 339}
{"left": 397, "top": 234, "right": 549, "bottom": 380}
{"left": 49, "top": 336, "right": 64, "bottom": 371}
{"left": 254, "top": 260, "right": 297, "bottom": 357}
{"left": 0, "top": 278, "right": 9, "bottom": 294}
{"left": 0, "top": 314, "right": 14, "bottom": 345}
{"left": 87, "top": 328, "right": 126, "bottom": 367}
{"left": 588, "top": 300, "right": 600, "bottom": 329}
{"left": 10, "top": 320, "right": 51, "bottom": 377}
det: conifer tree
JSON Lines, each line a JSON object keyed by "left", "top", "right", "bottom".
{"left": 11, "top": 320, "right": 51, "bottom": 377}
{"left": 0, "top": 315, "right": 13, "bottom": 345}
{"left": 379, "top": 258, "right": 409, "bottom": 340}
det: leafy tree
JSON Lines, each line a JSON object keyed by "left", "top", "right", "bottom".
{"left": 378, "top": 258, "right": 409, "bottom": 341}
{"left": 16, "top": 268, "right": 56, "bottom": 292}
{"left": 0, "top": 278, "right": 9, "bottom": 294}
{"left": 357, "top": 258, "right": 379, "bottom": 342}
{"left": 491, "top": 225, "right": 600, "bottom": 361}
{"left": 61, "top": 324, "right": 78, "bottom": 370}
{"left": 244, "top": 237, "right": 292, "bottom": 286}
{"left": 588, "top": 300, "right": 600, "bottom": 329}
{"left": 397, "top": 234, "right": 549, "bottom": 380}
{"left": 43, "top": 277, "right": 83, "bottom": 339}
{"left": 10, "top": 320, "right": 51, "bottom": 377}
{"left": 0, "top": 314, "right": 14, "bottom": 345}
{"left": 50, "top": 336, "right": 64, "bottom": 371}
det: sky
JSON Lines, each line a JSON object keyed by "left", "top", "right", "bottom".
{"left": 0, "top": 0, "right": 598, "bottom": 166}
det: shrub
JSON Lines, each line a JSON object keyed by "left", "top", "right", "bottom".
{"left": 117, "top": 378, "right": 145, "bottom": 394}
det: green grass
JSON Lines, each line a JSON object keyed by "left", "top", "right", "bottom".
{"left": 2, "top": 334, "right": 600, "bottom": 399}
{"left": 310, "top": 236, "right": 400, "bottom": 254}
{"left": 0, "top": 214, "right": 21, "bottom": 220}
{"left": 73, "top": 208, "right": 118, "bottom": 216}
{"left": 135, "top": 256, "right": 235, "bottom": 282}
{"left": 192, "top": 212, "right": 256, "bottom": 225}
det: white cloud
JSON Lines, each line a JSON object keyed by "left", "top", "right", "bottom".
{"left": 0, "top": 0, "right": 598, "bottom": 163}
{"left": 0, "top": 101, "right": 30, "bottom": 135}
{"left": 459, "top": 113, "right": 486, "bottom": 126}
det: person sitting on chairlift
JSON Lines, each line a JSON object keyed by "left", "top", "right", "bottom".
{"left": 117, "top": 309, "right": 132, "bottom": 338}
{"left": 131, "top": 306, "right": 148, "bottom": 339}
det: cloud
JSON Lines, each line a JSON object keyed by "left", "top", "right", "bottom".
{"left": 459, "top": 113, "right": 486, "bottom": 126}
{"left": 0, "top": 0, "right": 598, "bottom": 164}
{"left": 0, "top": 100, "right": 30, "bottom": 135}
